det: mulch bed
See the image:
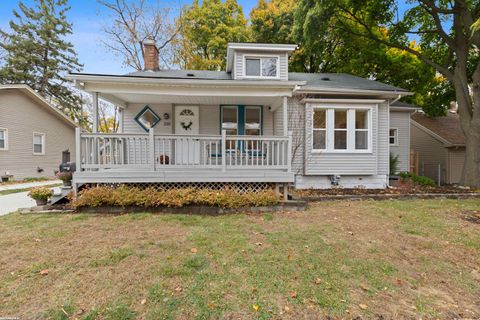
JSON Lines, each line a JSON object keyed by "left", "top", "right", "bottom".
{"left": 291, "top": 185, "right": 480, "bottom": 201}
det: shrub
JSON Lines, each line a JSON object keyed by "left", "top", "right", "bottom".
{"left": 399, "top": 172, "right": 436, "bottom": 187}
{"left": 56, "top": 172, "right": 72, "bottom": 183}
{"left": 389, "top": 153, "right": 399, "bottom": 175}
{"left": 71, "top": 186, "right": 279, "bottom": 209}
{"left": 28, "top": 187, "right": 53, "bottom": 201}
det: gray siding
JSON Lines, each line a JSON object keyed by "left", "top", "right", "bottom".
{"left": 410, "top": 121, "right": 448, "bottom": 183}
{"left": 447, "top": 148, "right": 465, "bottom": 184}
{"left": 389, "top": 111, "right": 410, "bottom": 173}
{"left": 234, "top": 50, "right": 289, "bottom": 81}
{"left": 123, "top": 104, "right": 274, "bottom": 136}
{"left": 286, "top": 97, "right": 305, "bottom": 174}
{"left": 0, "top": 89, "right": 76, "bottom": 180}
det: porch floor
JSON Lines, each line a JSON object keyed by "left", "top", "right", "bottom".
{"left": 73, "top": 168, "right": 294, "bottom": 184}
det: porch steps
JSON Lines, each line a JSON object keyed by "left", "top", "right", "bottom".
{"left": 50, "top": 186, "right": 72, "bottom": 205}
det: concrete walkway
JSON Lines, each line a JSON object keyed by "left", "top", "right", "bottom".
{"left": 0, "top": 180, "right": 62, "bottom": 216}
{"left": 0, "top": 191, "right": 36, "bottom": 216}
{"left": 0, "top": 180, "right": 61, "bottom": 191}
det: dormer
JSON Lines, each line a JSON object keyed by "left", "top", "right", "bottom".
{"left": 226, "top": 43, "right": 298, "bottom": 81}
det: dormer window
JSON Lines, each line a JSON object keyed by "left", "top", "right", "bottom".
{"left": 245, "top": 56, "right": 278, "bottom": 78}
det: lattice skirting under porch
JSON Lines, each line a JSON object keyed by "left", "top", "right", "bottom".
{"left": 81, "top": 182, "right": 279, "bottom": 193}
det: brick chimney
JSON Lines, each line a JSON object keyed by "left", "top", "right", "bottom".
{"left": 143, "top": 38, "right": 159, "bottom": 71}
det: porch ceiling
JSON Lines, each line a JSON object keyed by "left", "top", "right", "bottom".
{"left": 104, "top": 92, "right": 284, "bottom": 109}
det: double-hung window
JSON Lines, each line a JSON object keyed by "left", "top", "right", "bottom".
{"left": 0, "top": 128, "right": 7, "bottom": 150}
{"left": 245, "top": 56, "right": 278, "bottom": 78}
{"left": 312, "top": 106, "right": 372, "bottom": 152}
{"left": 389, "top": 128, "right": 398, "bottom": 145}
{"left": 33, "top": 132, "right": 45, "bottom": 155}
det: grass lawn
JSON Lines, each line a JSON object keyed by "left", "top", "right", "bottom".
{"left": 1, "top": 199, "right": 479, "bottom": 319}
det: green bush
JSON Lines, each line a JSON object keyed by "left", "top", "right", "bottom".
{"left": 399, "top": 172, "right": 436, "bottom": 187}
{"left": 389, "top": 153, "right": 399, "bottom": 175}
{"left": 71, "top": 186, "right": 279, "bottom": 209}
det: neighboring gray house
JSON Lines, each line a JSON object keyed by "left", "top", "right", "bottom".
{"left": 389, "top": 101, "right": 418, "bottom": 173}
{"left": 411, "top": 111, "right": 465, "bottom": 184}
{"left": 0, "top": 85, "right": 77, "bottom": 181}
{"left": 67, "top": 42, "right": 412, "bottom": 193}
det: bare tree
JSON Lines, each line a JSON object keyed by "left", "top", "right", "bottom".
{"left": 98, "top": 0, "right": 179, "bottom": 70}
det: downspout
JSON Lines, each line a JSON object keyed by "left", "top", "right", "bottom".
{"left": 389, "top": 94, "right": 402, "bottom": 104}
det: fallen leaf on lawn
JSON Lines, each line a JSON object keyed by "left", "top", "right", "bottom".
{"left": 287, "top": 254, "right": 292, "bottom": 261}
{"left": 252, "top": 287, "right": 257, "bottom": 293}
{"left": 396, "top": 279, "right": 403, "bottom": 286}
{"left": 252, "top": 304, "right": 260, "bottom": 312}
{"left": 359, "top": 303, "right": 368, "bottom": 310}
{"left": 208, "top": 302, "right": 214, "bottom": 310}
{"left": 140, "top": 299, "right": 147, "bottom": 305}
{"left": 174, "top": 286, "right": 183, "bottom": 292}
{"left": 284, "top": 306, "right": 290, "bottom": 312}
{"left": 360, "top": 284, "right": 369, "bottom": 291}
{"left": 190, "top": 248, "right": 198, "bottom": 253}
{"left": 314, "top": 278, "right": 322, "bottom": 285}
{"left": 255, "top": 242, "right": 263, "bottom": 246}
{"left": 34, "top": 238, "right": 41, "bottom": 242}
{"left": 290, "top": 292, "right": 297, "bottom": 298}
{"left": 40, "top": 269, "right": 49, "bottom": 275}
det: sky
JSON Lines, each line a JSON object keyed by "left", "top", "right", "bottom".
{"left": 0, "top": 0, "right": 259, "bottom": 74}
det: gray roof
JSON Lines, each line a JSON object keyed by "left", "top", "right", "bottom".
{"left": 391, "top": 101, "right": 418, "bottom": 109}
{"left": 121, "top": 70, "right": 408, "bottom": 92}
{"left": 288, "top": 73, "right": 407, "bottom": 92}
{"left": 127, "top": 70, "right": 232, "bottom": 80}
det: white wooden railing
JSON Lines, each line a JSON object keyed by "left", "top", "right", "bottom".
{"left": 75, "top": 128, "right": 292, "bottom": 173}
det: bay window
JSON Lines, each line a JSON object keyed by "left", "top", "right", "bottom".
{"left": 312, "top": 106, "right": 372, "bottom": 152}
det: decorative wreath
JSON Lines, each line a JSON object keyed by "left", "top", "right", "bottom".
{"left": 181, "top": 121, "right": 193, "bottom": 130}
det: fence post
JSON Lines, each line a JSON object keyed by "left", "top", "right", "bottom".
{"left": 75, "top": 127, "right": 81, "bottom": 172}
{"left": 221, "top": 130, "right": 226, "bottom": 172}
{"left": 438, "top": 163, "right": 441, "bottom": 186}
{"left": 149, "top": 128, "right": 155, "bottom": 171}
{"left": 287, "top": 131, "right": 293, "bottom": 172}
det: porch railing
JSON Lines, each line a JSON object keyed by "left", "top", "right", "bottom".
{"left": 75, "top": 128, "right": 292, "bottom": 173}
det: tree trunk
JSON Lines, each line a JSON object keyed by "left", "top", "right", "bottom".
{"left": 462, "top": 129, "right": 480, "bottom": 188}
{"left": 455, "top": 75, "right": 480, "bottom": 188}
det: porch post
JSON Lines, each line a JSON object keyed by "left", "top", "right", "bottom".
{"left": 75, "top": 127, "right": 82, "bottom": 172}
{"left": 118, "top": 108, "right": 124, "bottom": 133}
{"left": 149, "top": 128, "right": 155, "bottom": 171}
{"left": 92, "top": 92, "right": 99, "bottom": 133}
{"left": 287, "top": 130, "right": 292, "bottom": 173}
{"left": 282, "top": 96, "right": 288, "bottom": 136}
{"left": 221, "top": 129, "right": 226, "bottom": 172}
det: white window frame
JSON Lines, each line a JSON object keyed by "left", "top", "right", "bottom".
{"left": 243, "top": 54, "right": 280, "bottom": 79}
{"left": 33, "top": 132, "right": 45, "bottom": 155}
{"left": 311, "top": 105, "right": 373, "bottom": 154}
{"left": 389, "top": 128, "right": 398, "bottom": 146}
{"left": 0, "top": 128, "right": 8, "bottom": 151}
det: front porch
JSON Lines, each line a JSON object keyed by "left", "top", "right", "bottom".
{"left": 74, "top": 129, "right": 294, "bottom": 189}
{"left": 70, "top": 72, "right": 299, "bottom": 191}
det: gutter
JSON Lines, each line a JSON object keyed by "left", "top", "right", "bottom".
{"left": 295, "top": 88, "right": 413, "bottom": 96}
{"left": 67, "top": 73, "right": 305, "bottom": 89}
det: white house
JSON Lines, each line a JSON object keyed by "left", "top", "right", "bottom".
{"left": 67, "top": 42, "right": 413, "bottom": 195}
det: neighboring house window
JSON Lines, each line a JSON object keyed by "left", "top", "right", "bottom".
{"left": 244, "top": 57, "right": 278, "bottom": 78}
{"left": 0, "top": 128, "right": 7, "bottom": 150}
{"left": 312, "top": 107, "right": 372, "bottom": 152}
{"left": 33, "top": 132, "right": 45, "bottom": 155}
{"left": 389, "top": 128, "right": 398, "bottom": 145}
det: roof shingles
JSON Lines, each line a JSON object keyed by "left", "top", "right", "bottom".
{"left": 411, "top": 112, "right": 465, "bottom": 146}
